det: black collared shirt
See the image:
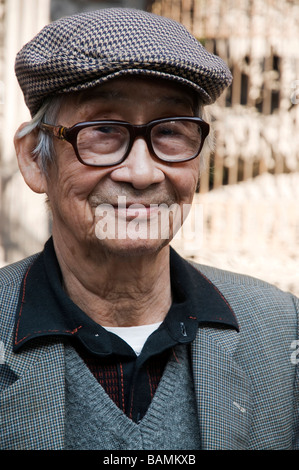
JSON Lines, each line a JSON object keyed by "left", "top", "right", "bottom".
{"left": 13, "top": 238, "right": 238, "bottom": 422}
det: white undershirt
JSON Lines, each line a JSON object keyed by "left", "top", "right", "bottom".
{"left": 103, "top": 322, "right": 163, "bottom": 356}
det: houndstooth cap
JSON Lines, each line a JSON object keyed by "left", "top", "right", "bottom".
{"left": 15, "top": 8, "right": 232, "bottom": 117}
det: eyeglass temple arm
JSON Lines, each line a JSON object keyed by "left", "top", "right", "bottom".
{"left": 40, "top": 123, "right": 66, "bottom": 140}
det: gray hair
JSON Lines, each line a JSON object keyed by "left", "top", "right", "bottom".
{"left": 17, "top": 92, "right": 214, "bottom": 174}
{"left": 17, "top": 95, "right": 63, "bottom": 173}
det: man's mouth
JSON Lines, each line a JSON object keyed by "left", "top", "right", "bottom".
{"left": 93, "top": 196, "right": 184, "bottom": 241}
{"left": 94, "top": 196, "right": 175, "bottom": 219}
{"left": 114, "top": 203, "right": 159, "bottom": 221}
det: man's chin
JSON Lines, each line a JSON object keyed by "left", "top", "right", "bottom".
{"left": 94, "top": 237, "right": 171, "bottom": 258}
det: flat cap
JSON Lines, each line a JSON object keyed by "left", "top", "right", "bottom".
{"left": 15, "top": 8, "right": 232, "bottom": 116}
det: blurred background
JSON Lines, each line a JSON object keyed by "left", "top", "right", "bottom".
{"left": 0, "top": 0, "right": 298, "bottom": 295}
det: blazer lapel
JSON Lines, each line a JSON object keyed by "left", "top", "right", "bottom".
{"left": 191, "top": 326, "right": 252, "bottom": 450}
{"left": 0, "top": 332, "right": 65, "bottom": 450}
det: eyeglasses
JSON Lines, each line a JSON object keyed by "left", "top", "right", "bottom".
{"left": 39, "top": 117, "right": 210, "bottom": 167}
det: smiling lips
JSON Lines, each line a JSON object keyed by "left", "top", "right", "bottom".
{"left": 115, "top": 203, "right": 160, "bottom": 221}
{"left": 92, "top": 192, "right": 178, "bottom": 220}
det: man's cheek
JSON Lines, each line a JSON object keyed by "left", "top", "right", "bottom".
{"left": 179, "top": 179, "right": 198, "bottom": 202}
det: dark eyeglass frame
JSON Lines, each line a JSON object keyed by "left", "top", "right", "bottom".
{"left": 39, "top": 116, "right": 210, "bottom": 167}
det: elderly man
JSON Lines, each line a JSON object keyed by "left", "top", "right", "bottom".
{"left": 0, "top": 8, "right": 298, "bottom": 451}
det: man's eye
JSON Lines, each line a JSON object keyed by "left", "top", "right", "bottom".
{"left": 95, "top": 126, "right": 117, "bottom": 134}
{"left": 157, "top": 126, "right": 178, "bottom": 136}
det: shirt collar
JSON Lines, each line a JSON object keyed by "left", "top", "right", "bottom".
{"left": 13, "top": 237, "right": 238, "bottom": 354}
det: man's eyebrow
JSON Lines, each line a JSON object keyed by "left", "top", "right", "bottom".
{"left": 76, "top": 88, "right": 195, "bottom": 106}
{"left": 157, "top": 95, "right": 194, "bottom": 107}
{"left": 76, "top": 89, "right": 122, "bottom": 104}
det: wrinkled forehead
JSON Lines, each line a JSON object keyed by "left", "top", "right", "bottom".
{"left": 57, "top": 76, "right": 202, "bottom": 117}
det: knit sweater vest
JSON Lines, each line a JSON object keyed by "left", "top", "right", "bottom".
{"left": 64, "top": 343, "right": 201, "bottom": 450}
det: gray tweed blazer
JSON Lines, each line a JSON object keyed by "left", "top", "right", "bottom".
{"left": 0, "top": 253, "right": 298, "bottom": 450}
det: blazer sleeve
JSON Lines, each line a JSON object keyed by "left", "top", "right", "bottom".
{"left": 292, "top": 294, "right": 299, "bottom": 449}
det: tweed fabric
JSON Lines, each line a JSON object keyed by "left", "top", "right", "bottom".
{"left": 0, "top": 255, "right": 65, "bottom": 450}
{"left": 0, "top": 255, "right": 38, "bottom": 359}
{"left": 15, "top": 8, "right": 232, "bottom": 116}
{"left": 0, "top": 254, "right": 298, "bottom": 449}
{"left": 191, "top": 263, "right": 299, "bottom": 450}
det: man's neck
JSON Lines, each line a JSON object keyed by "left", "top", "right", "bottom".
{"left": 53, "top": 238, "right": 172, "bottom": 327}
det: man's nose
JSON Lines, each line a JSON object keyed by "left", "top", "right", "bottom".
{"left": 109, "top": 138, "right": 165, "bottom": 190}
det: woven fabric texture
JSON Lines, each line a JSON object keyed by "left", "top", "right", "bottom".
{"left": 15, "top": 8, "right": 233, "bottom": 116}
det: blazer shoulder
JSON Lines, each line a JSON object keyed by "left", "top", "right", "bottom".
{"left": 0, "top": 254, "right": 40, "bottom": 287}
{"left": 0, "top": 254, "right": 40, "bottom": 343}
{"left": 189, "top": 260, "right": 277, "bottom": 289}
{"left": 188, "top": 259, "right": 298, "bottom": 321}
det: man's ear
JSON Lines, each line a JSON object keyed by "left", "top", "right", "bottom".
{"left": 14, "top": 123, "right": 48, "bottom": 194}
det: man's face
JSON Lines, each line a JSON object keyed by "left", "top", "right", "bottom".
{"left": 44, "top": 76, "right": 202, "bottom": 258}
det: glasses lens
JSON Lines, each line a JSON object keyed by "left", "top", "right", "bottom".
{"left": 76, "top": 124, "right": 130, "bottom": 165}
{"left": 151, "top": 119, "right": 203, "bottom": 161}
